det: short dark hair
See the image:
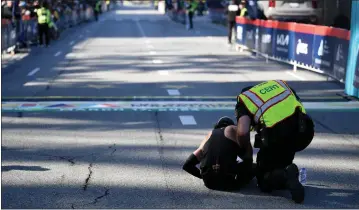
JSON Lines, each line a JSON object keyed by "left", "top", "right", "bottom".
{"left": 214, "top": 116, "right": 235, "bottom": 129}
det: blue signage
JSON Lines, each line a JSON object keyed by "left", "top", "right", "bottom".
{"left": 245, "top": 24, "right": 256, "bottom": 49}
{"left": 312, "top": 35, "right": 335, "bottom": 75}
{"left": 236, "top": 23, "right": 246, "bottom": 45}
{"left": 333, "top": 38, "right": 349, "bottom": 82}
{"left": 259, "top": 26, "right": 273, "bottom": 56}
{"left": 294, "top": 32, "right": 314, "bottom": 66}
{"left": 272, "top": 29, "right": 294, "bottom": 61}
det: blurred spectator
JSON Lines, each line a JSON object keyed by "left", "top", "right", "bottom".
{"left": 197, "top": 0, "right": 205, "bottom": 16}
{"left": 1, "top": 1, "right": 13, "bottom": 19}
{"left": 332, "top": 14, "right": 350, "bottom": 30}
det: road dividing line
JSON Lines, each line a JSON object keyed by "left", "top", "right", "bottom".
{"left": 286, "top": 71, "right": 306, "bottom": 81}
{"left": 149, "top": 51, "right": 157, "bottom": 55}
{"left": 28, "top": 67, "right": 40, "bottom": 76}
{"left": 152, "top": 59, "right": 163, "bottom": 64}
{"left": 167, "top": 89, "right": 180, "bottom": 96}
{"left": 69, "top": 41, "right": 75, "bottom": 46}
{"left": 179, "top": 116, "right": 197, "bottom": 125}
{"left": 136, "top": 21, "right": 146, "bottom": 37}
{"left": 54, "top": 51, "right": 62, "bottom": 57}
{"left": 158, "top": 70, "right": 169, "bottom": 75}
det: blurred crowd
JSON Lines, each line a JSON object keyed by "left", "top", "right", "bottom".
{"left": 1, "top": 0, "right": 98, "bottom": 22}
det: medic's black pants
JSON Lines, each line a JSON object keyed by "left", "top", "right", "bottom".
{"left": 38, "top": 23, "right": 50, "bottom": 46}
{"left": 256, "top": 147, "right": 295, "bottom": 191}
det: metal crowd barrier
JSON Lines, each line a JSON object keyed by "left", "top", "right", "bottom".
{"left": 1, "top": 6, "right": 96, "bottom": 54}
{"left": 235, "top": 17, "right": 351, "bottom": 84}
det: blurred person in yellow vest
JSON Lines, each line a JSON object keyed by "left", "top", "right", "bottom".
{"left": 106, "top": 0, "right": 110, "bottom": 11}
{"left": 36, "top": 1, "right": 51, "bottom": 47}
{"left": 186, "top": 0, "right": 198, "bottom": 30}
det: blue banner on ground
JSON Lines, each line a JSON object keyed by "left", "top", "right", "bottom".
{"left": 294, "top": 32, "right": 314, "bottom": 66}
{"left": 272, "top": 29, "right": 294, "bottom": 61}
{"left": 333, "top": 37, "right": 349, "bottom": 82}
{"left": 312, "top": 35, "right": 335, "bottom": 74}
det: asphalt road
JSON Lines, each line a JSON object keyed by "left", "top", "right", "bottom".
{"left": 2, "top": 3, "right": 359, "bottom": 209}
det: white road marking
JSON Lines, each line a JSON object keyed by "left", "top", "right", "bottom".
{"left": 179, "top": 115, "right": 197, "bottom": 125}
{"left": 145, "top": 40, "right": 151, "bottom": 44}
{"left": 54, "top": 51, "right": 62, "bottom": 57}
{"left": 158, "top": 70, "right": 169, "bottom": 75}
{"left": 167, "top": 89, "right": 180, "bottom": 96}
{"left": 149, "top": 51, "right": 157, "bottom": 55}
{"left": 69, "top": 41, "right": 75, "bottom": 46}
{"left": 136, "top": 21, "right": 146, "bottom": 37}
{"left": 27, "top": 67, "right": 40, "bottom": 76}
{"left": 2, "top": 101, "right": 359, "bottom": 111}
{"left": 286, "top": 71, "right": 306, "bottom": 81}
{"left": 152, "top": 59, "right": 163, "bottom": 64}
{"left": 147, "top": 45, "right": 154, "bottom": 49}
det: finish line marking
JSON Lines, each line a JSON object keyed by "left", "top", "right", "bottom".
{"left": 2, "top": 101, "right": 359, "bottom": 112}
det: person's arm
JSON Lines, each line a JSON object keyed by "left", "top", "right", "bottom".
{"left": 236, "top": 115, "right": 253, "bottom": 163}
{"left": 182, "top": 131, "right": 212, "bottom": 179}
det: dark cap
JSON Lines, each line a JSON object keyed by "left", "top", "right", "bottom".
{"left": 214, "top": 116, "right": 235, "bottom": 129}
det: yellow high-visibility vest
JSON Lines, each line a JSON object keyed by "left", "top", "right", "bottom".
{"left": 240, "top": 8, "right": 247, "bottom": 17}
{"left": 238, "top": 80, "right": 306, "bottom": 128}
{"left": 37, "top": 7, "right": 51, "bottom": 24}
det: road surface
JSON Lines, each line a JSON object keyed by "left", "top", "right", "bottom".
{"left": 2, "top": 3, "right": 359, "bottom": 209}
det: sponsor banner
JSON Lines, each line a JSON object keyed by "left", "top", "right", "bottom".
{"left": 312, "top": 34, "right": 335, "bottom": 74}
{"left": 333, "top": 37, "right": 349, "bottom": 82}
{"left": 244, "top": 23, "right": 256, "bottom": 49}
{"left": 273, "top": 29, "right": 294, "bottom": 61}
{"left": 259, "top": 20, "right": 273, "bottom": 56}
{"left": 236, "top": 23, "right": 246, "bottom": 45}
{"left": 293, "top": 24, "right": 315, "bottom": 66}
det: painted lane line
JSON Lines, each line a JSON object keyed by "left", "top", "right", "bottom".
{"left": 136, "top": 21, "right": 146, "bottom": 37}
{"left": 27, "top": 67, "right": 40, "bottom": 76}
{"left": 54, "top": 51, "right": 62, "bottom": 57}
{"left": 167, "top": 89, "right": 180, "bottom": 96}
{"left": 69, "top": 41, "right": 75, "bottom": 46}
{"left": 149, "top": 51, "right": 157, "bottom": 55}
{"left": 145, "top": 40, "right": 151, "bottom": 44}
{"left": 152, "top": 59, "right": 163, "bottom": 64}
{"left": 286, "top": 71, "right": 306, "bottom": 81}
{"left": 179, "top": 115, "right": 197, "bottom": 125}
{"left": 147, "top": 45, "right": 154, "bottom": 49}
{"left": 158, "top": 70, "right": 169, "bottom": 75}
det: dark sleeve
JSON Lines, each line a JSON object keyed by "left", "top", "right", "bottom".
{"left": 235, "top": 95, "right": 254, "bottom": 124}
{"left": 289, "top": 86, "right": 301, "bottom": 101}
{"left": 182, "top": 154, "right": 202, "bottom": 179}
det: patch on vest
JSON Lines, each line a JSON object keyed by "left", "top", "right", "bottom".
{"left": 259, "top": 84, "right": 280, "bottom": 94}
